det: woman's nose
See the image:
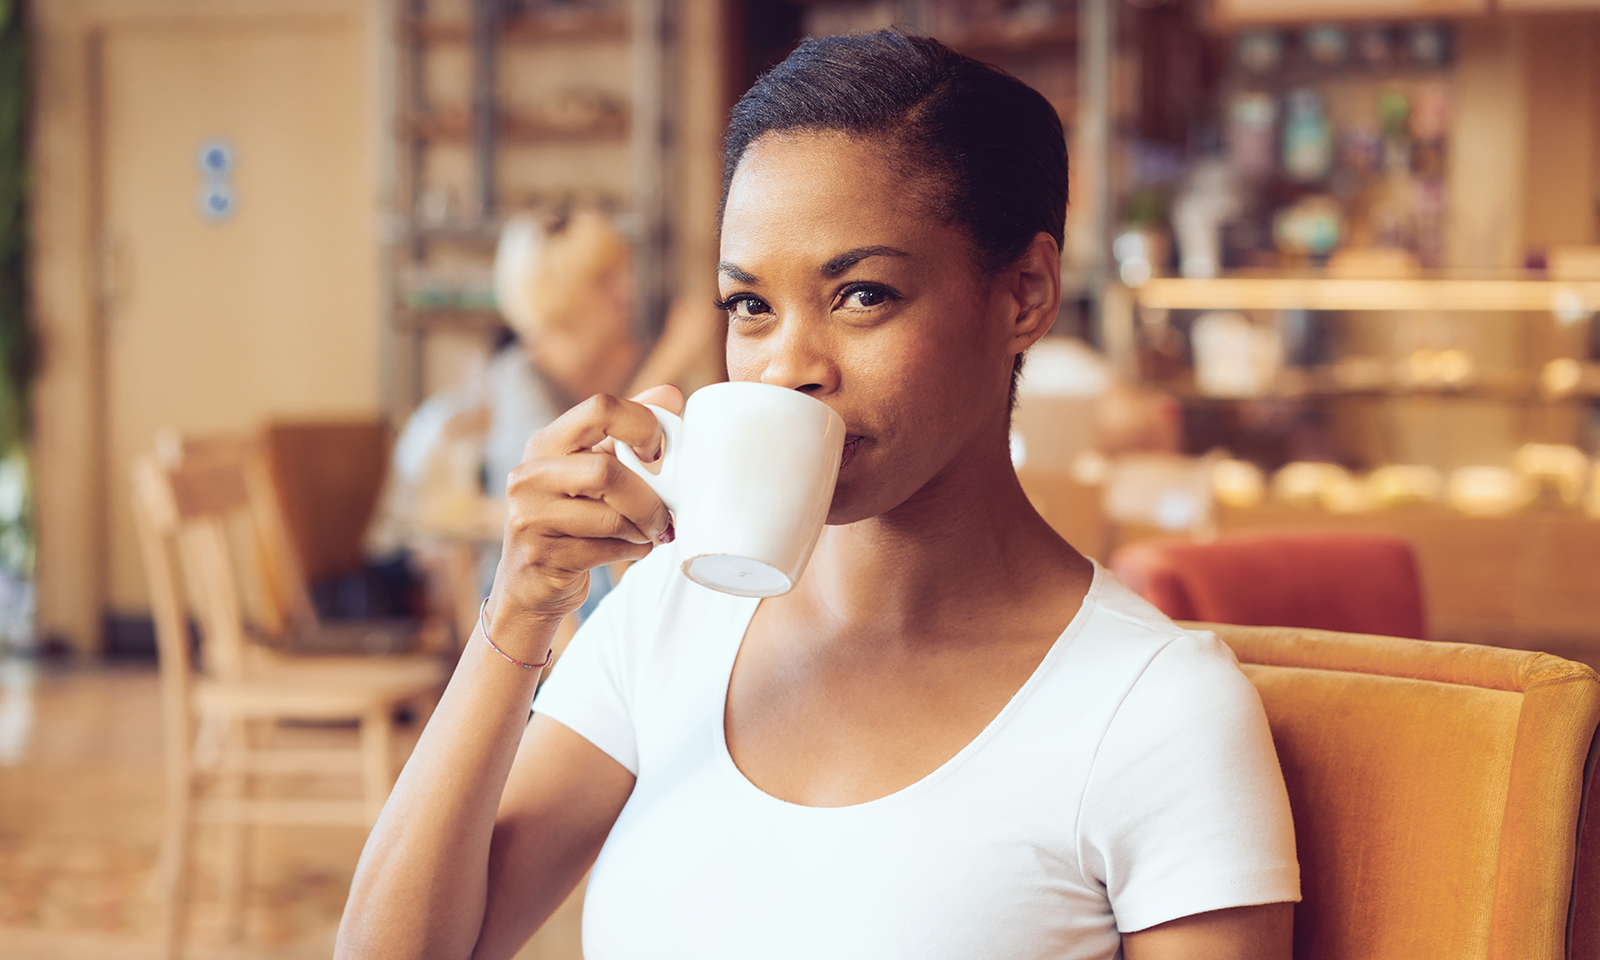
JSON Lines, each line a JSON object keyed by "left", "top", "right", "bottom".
{"left": 757, "top": 317, "right": 840, "bottom": 396}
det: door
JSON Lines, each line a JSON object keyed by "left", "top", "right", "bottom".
{"left": 97, "top": 19, "right": 380, "bottom": 619}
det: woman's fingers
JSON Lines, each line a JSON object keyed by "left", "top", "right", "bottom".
{"left": 508, "top": 531, "right": 655, "bottom": 578}
{"left": 494, "top": 388, "right": 687, "bottom": 623}
{"left": 631, "top": 383, "right": 685, "bottom": 413}
{"left": 517, "top": 490, "right": 654, "bottom": 545}
{"left": 529, "top": 393, "right": 664, "bottom": 461}
{"left": 509, "top": 452, "right": 673, "bottom": 545}
{"left": 597, "top": 390, "right": 676, "bottom": 458}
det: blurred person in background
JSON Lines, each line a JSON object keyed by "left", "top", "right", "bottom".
{"left": 368, "top": 206, "right": 721, "bottom": 620}
{"left": 486, "top": 208, "right": 720, "bottom": 497}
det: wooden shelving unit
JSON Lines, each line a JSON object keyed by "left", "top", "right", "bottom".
{"left": 402, "top": 11, "right": 629, "bottom": 44}
{"left": 393, "top": 307, "right": 506, "bottom": 331}
{"left": 389, "top": 0, "right": 667, "bottom": 410}
{"left": 1209, "top": 0, "right": 1490, "bottom": 25}
{"left": 402, "top": 109, "right": 629, "bottom": 144}
{"left": 1133, "top": 276, "right": 1600, "bottom": 313}
{"left": 1123, "top": 277, "right": 1600, "bottom": 409}
{"left": 1147, "top": 372, "right": 1526, "bottom": 402}
{"left": 941, "top": 19, "right": 1078, "bottom": 57}
{"left": 1145, "top": 367, "right": 1600, "bottom": 403}
{"left": 403, "top": 223, "right": 501, "bottom": 246}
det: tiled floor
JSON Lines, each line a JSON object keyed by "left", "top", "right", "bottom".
{"left": 0, "top": 658, "right": 582, "bottom": 959}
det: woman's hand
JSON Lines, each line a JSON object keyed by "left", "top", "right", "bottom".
{"left": 481, "top": 383, "right": 684, "bottom": 661}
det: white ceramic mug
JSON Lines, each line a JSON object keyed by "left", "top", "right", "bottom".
{"left": 615, "top": 382, "right": 845, "bottom": 597}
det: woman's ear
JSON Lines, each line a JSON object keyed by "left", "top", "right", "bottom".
{"left": 1005, "top": 231, "right": 1062, "bottom": 356}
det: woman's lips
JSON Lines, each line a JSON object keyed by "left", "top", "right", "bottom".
{"left": 840, "top": 435, "right": 864, "bottom": 468}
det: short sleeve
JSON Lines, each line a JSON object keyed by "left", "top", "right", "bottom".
{"left": 532, "top": 547, "right": 677, "bottom": 775}
{"left": 1078, "top": 631, "right": 1300, "bottom": 933}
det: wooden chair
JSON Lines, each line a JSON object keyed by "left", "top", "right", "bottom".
{"left": 171, "top": 424, "right": 577, "bottom": 666}
{"left": 259, "top": 419, "right": 391, "bottom": 587}
{"left": 1208, "top": 622, "right": 1600, "bottom": 959}
{"left": 156, "top": 429, "right": 442, "bottom": 656}
{"left": 1112, "top": 531, "right": 1428, "bottom": 639}
{"left": 132, "top": 451, "right": 447, "bottom": 958}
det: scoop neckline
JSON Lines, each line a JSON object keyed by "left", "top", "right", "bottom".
{"left": 712, "top": 561, "right": 1105, "bottom": 813}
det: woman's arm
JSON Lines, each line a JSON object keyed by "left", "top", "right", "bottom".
{"left": 1122, "top": 902, "right": 1294, "bottom": 960}
{"left": 471, "top": 715, "right": 634, "bottom": 958}
{"left": 335, "top": 387, "right": 682, "bottom": 960}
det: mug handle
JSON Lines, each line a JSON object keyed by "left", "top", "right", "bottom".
{"left": 614, "top": 403, "right": 682, "bottom": 512}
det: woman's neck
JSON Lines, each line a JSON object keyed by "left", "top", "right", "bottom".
{"left": 796, "top": 433, "right": 1087, "bottom": 642}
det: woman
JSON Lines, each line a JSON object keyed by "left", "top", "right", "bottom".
{"left": 338, "top": 32, "right": 1298, "bottom": 960}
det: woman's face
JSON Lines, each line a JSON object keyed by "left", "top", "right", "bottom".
{"left": 718, "top": 130, "right": 1024, "bottom": 525}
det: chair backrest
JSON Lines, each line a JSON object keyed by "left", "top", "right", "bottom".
{"left": 130, "top": 454, "right": 198, "bottom": 777}
{"left": 1206, "top": 622, "right": 1600, "bottom": 960}
{"left": 1111, "top": 531, "right": 1428, "bottom": 639}
{"left": 140, "top": 444, "right": 294, "bottom": 683}
{"left": 260, "top": 419, "right": 390, "bottom": 583}
{"left": 157, "top": 430, "right": 318, "bottom": 639}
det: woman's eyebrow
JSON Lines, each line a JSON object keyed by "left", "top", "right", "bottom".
{"left": 717, "top": 261, "right": 759, "bottom": 284}
{"left": 819, "top": 246, "right": 910, "bottom": 278}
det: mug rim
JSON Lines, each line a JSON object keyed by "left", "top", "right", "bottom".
{"left": 689, "top": 381, "right": 843, "bottom": 420}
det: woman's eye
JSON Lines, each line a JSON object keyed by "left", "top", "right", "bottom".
{"left": 840, "top": 285, "right": 896, "bottom": 310}
{"left": 715, "top": 295, "right": 771, "bottom": 319}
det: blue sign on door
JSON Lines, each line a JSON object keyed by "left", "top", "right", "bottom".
{"left": 196, "top": 138, "right": 236, "bottom": 223}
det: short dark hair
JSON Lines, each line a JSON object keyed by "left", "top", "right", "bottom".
{"left": 720, "top": 30, "right": 1068, "bottom": 275}
{"left": 719, "top": 30, "right": 1068, "bottom": 401}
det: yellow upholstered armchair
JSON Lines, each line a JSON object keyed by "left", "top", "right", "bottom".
{"left": 1202, "top": 623, "right": 1600, "bottom": 960}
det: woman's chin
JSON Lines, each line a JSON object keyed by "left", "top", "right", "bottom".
{"left": 825, "top": 471, "right": 911, "bottom": 527}
{"left": 825, "top": 479, "right": 876, "bottom": 526}
{"left": 825, "top": 497, "right": 870, "bottom": 527}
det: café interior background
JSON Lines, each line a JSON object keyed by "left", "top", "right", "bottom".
{"left": 1, "top": 0, "right": 1598, "bottom": 956}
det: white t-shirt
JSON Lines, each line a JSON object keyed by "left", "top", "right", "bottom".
{"left": 534, "top": 546, "right": 1299, "bottom": 960}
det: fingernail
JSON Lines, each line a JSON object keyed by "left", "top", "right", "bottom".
{"left": 658, "top": 523, "right": 675, "bottom": 544}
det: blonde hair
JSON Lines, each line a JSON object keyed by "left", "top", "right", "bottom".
{"left": 493, "top": 208, "right": 632, "bottom": 339}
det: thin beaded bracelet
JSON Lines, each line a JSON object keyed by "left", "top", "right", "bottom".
{"left": 478, "top": 598, "right": 554, "bottom": 670}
